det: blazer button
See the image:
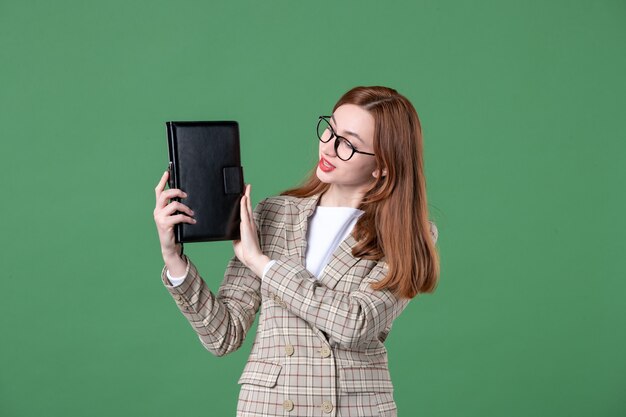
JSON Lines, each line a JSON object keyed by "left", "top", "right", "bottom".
{"left": 284, "top": 344, "right": 294, "bottom": 356}
{"left": 283, "top": 399, "right": 294, "bottom": 411}
{"left": 320, "top": 345, "right": 331, "bottom": 358}
{"left": 321, "top": 400, "right": 333, "bottom": 413}
{"left": 274, "top": 295, "right": 287, "bottom": 308}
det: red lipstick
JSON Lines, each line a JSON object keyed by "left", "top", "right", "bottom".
{"left": 318, "top": 157, "right": 335, "bottom": 172}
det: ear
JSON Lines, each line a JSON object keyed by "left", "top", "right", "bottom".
{"left": 372, "top": 168, "right": 388, "bottom": 178}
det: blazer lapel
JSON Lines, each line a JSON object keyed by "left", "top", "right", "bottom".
{"left": 283, "top": 193, "right": 320, "bottom": 265}
{"left": 281, "top": 193, "right": 363, "bottom": 344}
{"left": 317, "top": 233, "right": 360, "bottom": 289}
{"left": 283, "top": 193, "right": 361, "bottom": 289}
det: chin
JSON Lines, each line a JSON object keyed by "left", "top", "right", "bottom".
{"left": 315, "top": 167, "right": 333, "bottom": 184}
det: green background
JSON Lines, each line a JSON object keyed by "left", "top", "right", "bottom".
{"left": 1, "top": 1, "right": 624, "bottom": 416}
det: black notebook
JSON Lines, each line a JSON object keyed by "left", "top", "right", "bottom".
{"left": 166, "top": 121, "right": 244, "bottom": 246}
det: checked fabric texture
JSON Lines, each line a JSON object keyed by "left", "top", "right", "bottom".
{"left": 161, "top": 193, "right": 439, "bottom": 416}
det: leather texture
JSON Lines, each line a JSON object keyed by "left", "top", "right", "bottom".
{"left": 161, "top": 193, "right": 439, "bottom": 416}
{"left": 166, "top": 120, "right": 244, "bottom": 243}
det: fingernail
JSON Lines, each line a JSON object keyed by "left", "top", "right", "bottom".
{"left": 192, "top": 219, "right": 197, "bottom": 223}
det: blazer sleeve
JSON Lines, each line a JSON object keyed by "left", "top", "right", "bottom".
{"left": 160, "top": 199, "right": 267, "bottom": 357}
{"left": 260, "top": 258, "right": 411, "bottom": 350}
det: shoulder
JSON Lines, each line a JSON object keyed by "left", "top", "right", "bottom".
{"left": 428, "top": 220, "right": 439, "bottom": 244}
{"left": 254, "top": 194, "right": 297, "bottom": 213}
{"left": 257, "top": 194, "right": 301, "bottom": 209}
{"left": 256, "top": 194, "right": 319, "bottom": 212}
{"left": 253, "top": 194, "right": 305, "bottom": 222}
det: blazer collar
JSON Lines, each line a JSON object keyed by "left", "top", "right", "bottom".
{"left": 286, "top": 193, "right": 361, "bottom": 289}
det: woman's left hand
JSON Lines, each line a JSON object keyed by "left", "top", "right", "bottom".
{"left": 233, "top": 183, "right": 271, "bottom": 278}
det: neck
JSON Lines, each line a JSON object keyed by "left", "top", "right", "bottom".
{"left": 318, "top": 185, "right": 367, "bottom": 208}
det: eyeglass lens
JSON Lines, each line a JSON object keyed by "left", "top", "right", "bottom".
{"left": 317, "top": 118, "right": 355, "bottom": 160}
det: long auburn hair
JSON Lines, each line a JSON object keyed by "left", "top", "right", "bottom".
{"left": 281, "top": 86, "right": 440, "bottom": 300}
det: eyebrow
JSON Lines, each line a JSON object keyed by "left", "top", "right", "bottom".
{"left": 331, "top": 114, "right": 365, "bottom": 144}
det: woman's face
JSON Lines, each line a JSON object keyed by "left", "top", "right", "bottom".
{"left": 316, "top": 103, "right": 378, "bottom": 191}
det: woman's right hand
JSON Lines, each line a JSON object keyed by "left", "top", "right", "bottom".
{"left": 153, "top": 169, "right": 196, "bottom": 259}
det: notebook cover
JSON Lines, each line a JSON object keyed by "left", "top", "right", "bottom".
{"left": 166, "top": 121, "right": 244, "bottom": 243}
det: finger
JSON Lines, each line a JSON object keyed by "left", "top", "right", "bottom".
{"left": 162, "top": 214, "right": 197, "bottom": 227}
{"left": 155, "top": 170, "right": 169, "bottom": 197}
{"left": 163, "top": 201, "right": 195, "bottom": 217}
{"left": 157, "top": 189, "right": 188, "bottom": 209}
{"left": 240, "top": 194, "right": 249, "bottom": 226}
{"left": 241, "top": 197, "right": 255, "bottom": 237}
{"left": 243, "top": 184, "right": 251, "bottom": 210}
{"left": 246, "top": 185, "right": 253, "bottom": 224}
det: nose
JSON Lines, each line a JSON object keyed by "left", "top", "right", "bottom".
{"left": 320, "top": 136, "right": 337, "bottom": 157}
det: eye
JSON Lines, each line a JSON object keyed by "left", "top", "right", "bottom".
{"left": 337, "top": 137, "right": 354, "bottom": 149}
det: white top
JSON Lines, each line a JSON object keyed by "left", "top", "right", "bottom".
{"left": 166, "top": 206, "right": 365, "bottom": 286}
{"left": 302, "top": 206, "right": 364, "bottom": 278}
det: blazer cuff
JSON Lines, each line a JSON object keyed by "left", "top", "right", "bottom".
{"left": 261, "top": 259, "right": 277, "bottom": 282}
{"left": 166, "top": 264, "right": 190, "bottom": 287}
{"left": 160, "top": 254, "right": 194, "bottom": 294}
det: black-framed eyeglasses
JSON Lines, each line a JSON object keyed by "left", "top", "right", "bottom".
{"left": 316, "top": 116, "right": 375, "bottom": 161}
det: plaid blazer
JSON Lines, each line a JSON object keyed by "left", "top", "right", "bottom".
{"left": 161, "top": 193, "right": 438, "bottom": 417}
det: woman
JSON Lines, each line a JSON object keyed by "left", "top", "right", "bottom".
{"left": 153, "top": 86, "right": 440, "bottom": 417}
